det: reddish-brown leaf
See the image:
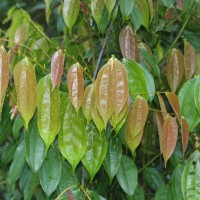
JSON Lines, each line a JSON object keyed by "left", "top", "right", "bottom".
{"left": 67, "top": 63, "right": 84, "bottom": 112}
{"left": 14, "top": 24, "right": 29, "bottom": 45}
{"left": 119, "top": 25, "right": 139, "bottom": 60}
{"left": 155, "top": 111, "right": 163, "bottom": 152}
{"left": 126, "top": 95, "right": 149, "bottom": 153}
{"left": 0, "top": 46, "right": 9, "bottom": 114}
{"left": 157, "top": 93, "right": 167, "bottom": 119}
{"left": 166, "top": 48, "right": 184, "bottom": 92}
{"left": 181, "top": 116, "right": 189, "bottom": 156}
{"left": 111, "top": 58, "right": 129, "bottom": 122}
{"left": 161, "top": 115, "right": 178, "bottom": 167}
{"left": 51, "top": 49, "right": 65, "bottom": 90}
{"left": 176, "top": 0, "right": 184, "bottom": 10}
{"left": 166, "top": 92, "right": 181, "bottom": 120}
{"left": 95, "top": 62, "right": 112, "bottom": 127}
{"left": 184, "top": 41, "right": 197, "bottom": 80}
{"left": 82, "top": 84, "right": 93, "bottom": 123}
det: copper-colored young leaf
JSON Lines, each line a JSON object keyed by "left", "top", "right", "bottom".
{"left": 157, "top": 93, "right": 167, "bottom": 119}
{"left": 184, "top": 41, "right": 197, "bottom": 80}
{"left": 166, "top": 48, "right": 184, "bottom": 92}
{"left": 37, "top": 75, "right": 60, "bottom": 151}
{"left": 126, "top": 95, "right": 149, "bottom": 153}
{"left": 62, "top": 0, "right": 80, "bottom": 34}
{"left": 119, "top": 25, "right": 139, "bottom": 61}
{"left": 91, "top": 0, "right": 105, "bottom": 31}
{"left": 166, "top": 92, "right": 181, "bottom": 120}
{"left": 67, "top": 63, "right": 84, "bottom": 112}
{"left": 161, "top": 115, "right": 178, "bottom": 167}
{"left": 51, "top": 49, "right": 65, "bottom": 90}
{"left": 181, "top": 116, "right": 189, "bottom": 156}
{"left": 82, "top": 84, "right": 93, "bottom": 123}
{"left": 95, "top": 62, "right": 112, "bottom": 127}
{"left": 90, "top": 83, "right": 104, "bottom": 133}
{"left": 0, "top": 46, "right": 9, "bottom": 114}
{"left": 14, "top": 57, "right": 37, "bottom": 129}
{"left": 155, "top": 111, "right": 163, "bottom": 152}
{"left": 14, "top": 24, "right": 29, "bottom": 45}
{"left": 111, "top": 58, "right": 129, "bottom": 122}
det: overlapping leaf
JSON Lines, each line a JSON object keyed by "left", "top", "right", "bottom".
{"left": 182, "top": 150, "right": 200, "bottom": 200}
{"left": 120, "top": 0, "right": 134, "bottom": 20}
{"left": 67, "top": 63, "right": 84, "bottom": 112}
{"left": 0, "top": 46, "right": 9, "bottom": 114}
{"left": 39, "top": 147, "right": 62, "bottom": 197}
{"left": 51, "top": 49, "right": 65, "bottom": 90}
{"left": 126, "top": 95, "right": 149, "bottom": 153}
{"left": 37, "top": 75, "right": 60, "bottom": 151}
{"left": 184, "top": 41, "right": 197, "bottom": 80}
{"left": 14, "top": 57, "right": 37, "bottom": 129}
{"left": 161, "top": 115, "right": 178, "bottom": 167}
{"left": 91, "top": 0, "right": 105, "bottom": 30}
{"left": 181, "top": 117, "right": 189, "bottom": 157}
{"left": 157, "top": 93, "right": 167, "bottom": 119}
{"left": 104, "top": 0, "right": 116, "bottom": 18}
{"left": 62, "top": 0, "right": 80, "bottom": 34}
{"left": 119, "top": 25, "right": 139, "bottom": 61}
{"left": 82, "top": 121, "right": 107, "bottom": 180}
{"left": 166, "top": 48, "right": 184, "bottom": 92}
{"left": 58, "top": 94, "right": 86, "bottom": 173}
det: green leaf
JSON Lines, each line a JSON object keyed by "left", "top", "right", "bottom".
{"left": 131, "top": 184, "right": 145, "bottom": 200}
{"left": 144, "top": 167, "right": 165, "bottom": 191}
{"left": 162, "top": 0, "right": 175, "bottom": 8}
{"left": 82, "top": 121, "right": 107, "bottom": 180}
{"left": 103, "top": 136, "right": 122, "bottom": 183}
{"left": 37, "top": 75, "right": 60, "bottom": 151}
{"left": 120, "top": 0, "right": 134, "bottom": 20}
{"left": 182, "top": 150, "right": 200, "bottom": 200}
{"left": 104, "top": 0, "right": 116, "bottom": 18}
{"left": 122, "top": 59, "right": 148, "bottom": 100}
{"left": 20, "top": 166, "right": 38, "bottom": 200}
{"left": 25, "top": 119, "right": 46, "bottom": 173}
{"left": 194, "top": 76, "right": 200, "bottom": 114}
{"left": 62, "top": 0, "right": 80, "bottom": 34}
{"left": 171, "top": 164, "right": 184, "bottom": 200}
{"left": 58, "top": 94, "right": 86, "bottom": 173}
{"left": 154, "top": 185, "right": 174, "bottom": 200}
{"left": 14, "top": 57, "right": 37, "bottom": 130}
{"left": 12, "top": 115, "right": 24, "bottom": 140}
{"left": 129, "top": 4, "right": 142, "bottom": 31}
{"left": 135, "top": 0, "right": 149, "bottom": 29}
{"left": 44, "top": 0, "right": 52, "bottom": 24}
{"left": 8, "top": 139, "right": 26, "bottom": 184}
{"left": 139, "top": 47, "right": 160, "bottom": 77}
{"left": 178, "top": 77, "right": 200, "bottom": 131}
{"left": 116, "top": 155, "right": 138, "bottom": 195}
{"left": 91, "top": 0, "right": 105, "bottom": 31}
{"left": 38, "top": 147, "right": 62, "bottom": 197}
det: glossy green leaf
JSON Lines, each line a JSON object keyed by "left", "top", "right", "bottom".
{"left": 63, "top": 0, "right": 80, "bottom": 34}
{"left": 58, "top": 94, "right": 86, "bottom": 173}
{"left": 12, "top": 115, "right": 23, "bottom": 140}
{"left": 82, "top": 121, "right": 107, "bottom": 180}
{"left": 144, "top": 167, "right": 165, "bottom": 191}
{"left": 162, "top": 0, "right": 175, "bottom": 8}
{"left": 116, "top": 155, "right": 138, "bottom": 195}
{"left": 119, "top": 25, "right": 139, "bottom": 61}
{"left": 37, "top": 75, "right": 60, "bottom": 151}
{"left": 135, "top": 0, "right": 149, "bottom": 29}
{"left": 122, "top": 58, "right": 148, "bottom": 100}
{"left": 171, "top": 164, "right": 184, "bottom": 200}
{"left": 131, "top": 184, "right": 145, "bottom": 200}
{"left": 120, "top": 0, "right": 134, "bottom": 20}
{"left": 25, "top": 119, "right": 46, "bottom": 173}
{"left": 14, "top": 57, "right": 37, "bottom": 130}
{"left": 139, "top": 47, "right": 160, "bottom": 77}
{"left": 44, "top": 0, "right": 52, "bottom": 24}
{"left": 8, "top": 139, "right": 26, "bottom": 184}
{"left": 179, "top": 77, "right": 200, "bottom": 131}
{"left": 20, "top": 166, "right": 38, "bottom": 200}
{"left": 0, "top": 46, "right": 9, "bottom": 115}
{"left": 91, "top": 0, "right": 105, "bottom": 30}
{"left": 154, "top": 185, "right": 174, "bottom": 200}
{"left": 104, "top": 0, "right": 116, "bottom": 18}
{"left": 103, "top": 137, "right": 122, "bottom": 183}
{"left": 182, "top": 150, "right": 200, "bottom": 200}
{"left": 130, "top": 4, "right": 142, "bottom": 31}
{"left": 39, "top": 147, "right": 62, "bottom": 197}
{"left": 194, "top": 76, "right": 200, "bottom": 114}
